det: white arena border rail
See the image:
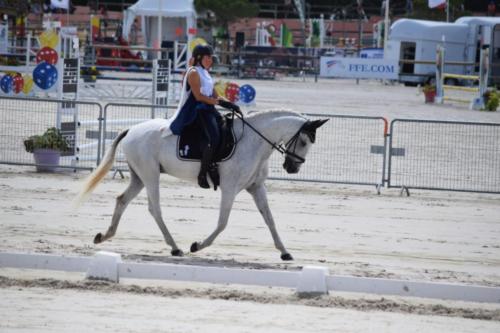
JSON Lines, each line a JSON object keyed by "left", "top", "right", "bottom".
{"left": 1, "top": 251, "right": 499, "bottom": 303}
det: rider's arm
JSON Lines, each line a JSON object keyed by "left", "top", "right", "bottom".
{"left": 187, "top": 69, "right": 219, "bottom": 105}
{"left": 212, "top": 88, "right": 219, "bottom": 99}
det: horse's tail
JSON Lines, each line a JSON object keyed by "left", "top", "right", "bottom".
{"left": 73, "top": 129, "right": 129, "bottom": 209}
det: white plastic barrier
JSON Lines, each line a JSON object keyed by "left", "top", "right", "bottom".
{"left": 1, "top": 251, "right": 499, "bottom": 302}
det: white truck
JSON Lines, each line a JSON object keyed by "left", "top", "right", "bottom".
{"left": 385, "top": 17, "right": 500, "bottom": 85}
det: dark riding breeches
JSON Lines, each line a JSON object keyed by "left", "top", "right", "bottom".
{"left": 196, "top": 105, "right": 222, "bottom": 150}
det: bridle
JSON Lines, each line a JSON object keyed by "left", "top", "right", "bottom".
{"left": 231, "top": 112, "right": 307, "bottom": 164}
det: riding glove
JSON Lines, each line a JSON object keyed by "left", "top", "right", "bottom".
{"left": 218, "top": 100, "right": 242, "bottom": 116}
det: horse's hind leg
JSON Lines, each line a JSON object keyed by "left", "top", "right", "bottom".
{"left": 94, "top": 167, "right": 144, "bottom": 244}
{"left": 247, "top": 183, "right": 293, "bottom": 261}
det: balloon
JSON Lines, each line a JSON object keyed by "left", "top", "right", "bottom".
{"left": 189, "top": 37, "right": 207, "bottom": 52}
{"left": 225, "top": 82, "right": 240, "bottom": 103}
{"left": 214, "top": 80, "right": 228, "bottom": 98}
{"left": 12, "top": 74, "right": 24, "bottom": 94}
{"left": 39, "top": 29, "right": 59, "bottom": 49}
{"left": 36, "top": 46, "right": 58, "bottom": 65}
{"left": 22, "top": 75, "right": 34, "bottom": 94}
{"left": 266, "top": 24, "right": 276, "bottom": 34}
{"left": 33, "top": 62, "right": 58, "bottom": 90}
{"left": 0, "top": 75, "right": 13, "bottom": 93}
{"left": 239, "top": 84, "right": 256, "bottom": 104}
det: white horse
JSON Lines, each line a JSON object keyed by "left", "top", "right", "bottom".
{"left": 75, "top": 110, "right": 328, "bottom": 261}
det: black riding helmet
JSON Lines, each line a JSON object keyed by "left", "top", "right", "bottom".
{"left": 192, "top": 44, "right": 213, "bottom": 67}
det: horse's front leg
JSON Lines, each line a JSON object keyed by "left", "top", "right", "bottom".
{"left": 190, "top": 189, "right": 236, "bottom": 253}
{"left": 247, "top": 183, "right": 293, "bottom": 261}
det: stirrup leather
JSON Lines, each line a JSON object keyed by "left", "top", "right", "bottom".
{"left": 208, "top": 163, "right": 220, "bottom": 191}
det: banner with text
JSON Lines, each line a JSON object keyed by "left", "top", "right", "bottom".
{"left": 320, "top": 57, "right": 398, "bottom": 80}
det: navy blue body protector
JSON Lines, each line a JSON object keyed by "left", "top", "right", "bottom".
{"left": 170, "top": 82, "right": 222, "bottom": 150}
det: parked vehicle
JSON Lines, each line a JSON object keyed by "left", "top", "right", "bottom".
{"left": 386, "top": 17, "right": 500, "bottom": 85}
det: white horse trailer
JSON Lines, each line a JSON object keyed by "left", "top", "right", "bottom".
{"left": 386, "top": 17, "right": 500, "bottom": 86}
{"left": 455, "top": 17, "right": 500, "bottom": 84}
{"left": 385, "top": 19, "right": 469, "bottom": 85}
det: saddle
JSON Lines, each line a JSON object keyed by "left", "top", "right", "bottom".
{"left": 176, "top": 114, "right": 237, "bottom": 163}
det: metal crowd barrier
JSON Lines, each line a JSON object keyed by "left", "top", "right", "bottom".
{"left": 388, "top": 119, "right": 500, "bottom": 194}
{"left": 1, "top": 96, "right": 499, "bottom": 195}
{"left": 99, "top": 106, "right": 388, "bottom": 189}
{"left": 102, "top": 103, "right": 176, "bottom": 170}
{"left": 268, "top": 114, "right": 388, "bottom": 190}
{"left": 0, "top": 96, "right": 102, "bottom": 170}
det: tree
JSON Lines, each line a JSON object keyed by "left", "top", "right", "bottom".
{"left": 194, "top": 0, "right": 258, "bottom": 38}
{"left": 408, "top": 0, "right": 471, "bottom": 21}
{"left": 195, "top": 0, "right": 258, "bottom": 63}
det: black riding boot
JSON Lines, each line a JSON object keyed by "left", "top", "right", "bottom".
{"left": 198, "top": 144, "right": 214, "bottom": 189}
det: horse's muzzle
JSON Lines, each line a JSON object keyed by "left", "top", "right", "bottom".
{"left": 283, "top": 157, "right": 300, "bottom": 174}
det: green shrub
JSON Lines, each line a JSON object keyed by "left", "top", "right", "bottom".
{"left": 484, "top": 90, "right": 499, "bottom": 112}
{"left": 422, "top": 84, "right": 436, "bottom": 93}
{"left": 24, "top": 127, "right": 70, "bottom": 153}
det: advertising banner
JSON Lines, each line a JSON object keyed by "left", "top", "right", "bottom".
{"left": 320, "top": 57, "right": 398, "bottom": 80}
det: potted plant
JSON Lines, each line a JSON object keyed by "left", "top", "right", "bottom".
{"left": 23, "top": 127, "right": 69, "bottom": 172}
{"left": 483, "top": 90, "right": 499, "bottom": 111}
{"left": 422, "top": 84, "right": 437, "bottom": 103}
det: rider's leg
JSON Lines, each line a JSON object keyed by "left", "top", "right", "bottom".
{"left": 197, "top": 110, "right": 221, "bottom": 189}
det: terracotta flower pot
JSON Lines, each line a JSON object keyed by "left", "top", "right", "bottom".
{"left": 424, "top": 90, "right": 436, "bottom": 103}
{"left": 33, "top": 148, "right": 60, "bottom": 172}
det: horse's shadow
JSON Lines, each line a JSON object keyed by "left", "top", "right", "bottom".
{"left": 123, "top": 253, "right": 301, "bottom": 271}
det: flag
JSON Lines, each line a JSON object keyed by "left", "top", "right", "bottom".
{"left": 51, "top": 0, "right": 69, "bottom": 10}
{"left": 91, "top": 16, "right": 100, "bottom": 41}
{"left": 428, "top": 0, "right": 446, "bottom": 9}
{"left": 281, "top": 24, "right": 293, "bottom": 47}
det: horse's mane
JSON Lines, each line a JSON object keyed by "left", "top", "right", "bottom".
{"left": 245, "top": 109, "right": 304, "bottom": 119}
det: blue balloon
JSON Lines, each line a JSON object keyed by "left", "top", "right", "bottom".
{"left": 0, "top": 75, "right": 13, "bottom": 93}
{"left": 239, "top": 84, "right": 256, "bottom": 104}
{"left": 33, "top": 62, "right": 58, "bottom": 90}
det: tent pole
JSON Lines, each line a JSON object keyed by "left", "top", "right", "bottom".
{"left": 446, "top": 0, "right": 450, "bottom": 22}
{"left": 383, "top": 0, "right": 389, "bottom": 59}
{"left": 157, "top": 0, "right": 162, "bottom": 59}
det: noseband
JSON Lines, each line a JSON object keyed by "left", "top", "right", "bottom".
{"left": 283, "top": 128, "right": 306, "bottom": 164}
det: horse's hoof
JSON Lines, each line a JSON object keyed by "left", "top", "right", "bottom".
{"left": 190, "top": 242, "right": 200, "bottom": 253}
{"left": 281, "top": 253, "right": 294, "bottom": 261}
{"left": 93, "top": 233, "right": 103, "bottom": 244}
{"left": 171, "top": 249, "right": 184, "bottom": 257}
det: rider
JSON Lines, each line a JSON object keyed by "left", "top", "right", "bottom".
{"left": 170, "top": 44, "right": 240, "bottom": 189}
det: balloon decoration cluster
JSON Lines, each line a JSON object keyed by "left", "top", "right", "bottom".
{"left": 0, "top": 72, "right": 34, "bottom": 94}
{"left": 0, "top": 29, "right": 59, "bottom": 95}
{"left": 214, "top": 81, "right": 256, "bottom": 105}
{"left": 33, "top": 30, "right": 59, "bottom": 91}
{"left": 189, "top": 37, "right": 207, "bottom": 52}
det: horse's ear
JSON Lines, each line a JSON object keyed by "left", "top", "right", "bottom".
{"left": 302, "top": 119, "right": 329, "bottom": 143}
{"left": 314, "top": 118, "right": 329, "bottom": 129}
{"left": 304, "top": 119, "right": 329, "bottom": 131}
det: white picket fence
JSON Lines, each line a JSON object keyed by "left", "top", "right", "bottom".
{"left": 1, "top": 251, "right": 499, "bottom": 303}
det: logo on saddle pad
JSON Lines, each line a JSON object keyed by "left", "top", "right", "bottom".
{"left": 179, "top": 145, "right": 190, "bottom": 157}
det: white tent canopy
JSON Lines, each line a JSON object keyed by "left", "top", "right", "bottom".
{"left": 123, "top": 0, "right": 197, "bottom": 48}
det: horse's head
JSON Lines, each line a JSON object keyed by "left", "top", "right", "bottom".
{"left": 283, "top": 118, "right": 329, "bottom": 174}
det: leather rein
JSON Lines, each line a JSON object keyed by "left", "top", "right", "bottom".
{"left": 231, "top": 112, "right": 307, "bottom": 164}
